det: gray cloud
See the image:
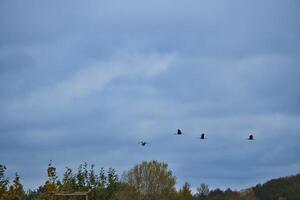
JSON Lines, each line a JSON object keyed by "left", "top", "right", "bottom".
{"left": 0, "top": 0, "right": 300, "bottom": 191}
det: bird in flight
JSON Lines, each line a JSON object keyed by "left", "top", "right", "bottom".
{"left": 139, "top": 141, "right": 148, "bottom": 146}
{"left": 247, "top": 134, "right": 255, "bottom": 140}
{"left": 174, "top": 129, "right": 183, "bottom": 135}
{"left": 197, "top": 133, "right": 207, "bottom": 140}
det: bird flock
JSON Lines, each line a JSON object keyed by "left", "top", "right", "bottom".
{"left": 139, "top": 129, "right": 255, "bottom": 146}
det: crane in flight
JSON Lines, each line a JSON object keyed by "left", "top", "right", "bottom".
{"left": 139, "top": 141, "right": 148, "bottom": 146}
{"left": 174, "top": 129, "right": 183, "bottom": 135}
{"left": 247, "top": 134, "right": 255, "bottom": 140}
{"left": 197, "top": 133, "right": 207, "bottom": 140}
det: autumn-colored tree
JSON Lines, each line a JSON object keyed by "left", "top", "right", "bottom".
{"left": 240, "top": 189, "right": 257, "bottom": 200}
{"left": 278, "top": 197, "right": 287, "bottom": 200}
{"left": 44, "top": 161, "right": 58, "bottom": 200}
{"left": 7, "top": 173, "right": 24, "bottom": 200}
{"left": 122, "top": 160, "right": 176, "bottom": 200}
{"left": 116, "top": 183, "right": 138, "bottom": 200}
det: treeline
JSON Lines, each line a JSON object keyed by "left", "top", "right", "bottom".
{"left": 0, "top": 161, "right": 298, "bottom": 200}
{"left": 253, "top": 173, "right": 300, "bottom": 200}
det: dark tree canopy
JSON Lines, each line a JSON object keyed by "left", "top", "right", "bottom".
{"left": 1, "top": 161, "right": 300, "bottom": 200}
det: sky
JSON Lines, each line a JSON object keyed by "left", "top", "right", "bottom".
{"left": 0, "top": 0, "right": 300, "bottom": 191}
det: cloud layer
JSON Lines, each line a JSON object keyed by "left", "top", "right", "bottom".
{"left": 0, "top": 0, "right": 300, "bottom": 190}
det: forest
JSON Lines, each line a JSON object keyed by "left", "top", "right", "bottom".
{"left": 0, "top": 160, "right": 299, "bottom": 200}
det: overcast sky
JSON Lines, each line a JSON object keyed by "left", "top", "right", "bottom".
{"left": 1, "top": 0, "right": 300, "bottom": 191}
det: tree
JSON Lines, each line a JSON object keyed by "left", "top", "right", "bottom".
{"left": 107, "top": 168, "right": 119, "bottom": 200}
{"left": 90, "top": 167, "right": 107, "bottom": 200}
{"left": 7, "top": 173, "right": 24, "bottom": 200}
{"left": 240, "top": 189, "right": 257, "bottom": 200}
{"left": 195, "top": 183, "right": 209, "bottom": 199}
{"left": 88, "top": 164, "right": 97, "bottom": 189}
{"left": 224, "top": 188, "right": 240, "bottom": 200}
{"left": 278, "top": 197, "right": 287, "bottom": 200}
{"left": 177, "top": 182, "right": 193, "bottom": 200}
{"left": 116, "top": 183, "right": 138, "bottom": 200}
{"left": 0, "top": 164, "right": 9, "bottom": 200}
{"left": 208, "top": 188, "right": 225, "bottom": 200}
{"left": 253, "top": 174, "right": 300, "bottom": 200}
{"left": 76, "top": 163, "right": 87, "bottom": 191}
{"left": 44, "top": 161, "right": 58, "bottom": 200}
{"left": 122, "top": 160, "right": 176, "bottom": 200}
{"left": 60, "top": 167, "right": 75, "bottom": 192}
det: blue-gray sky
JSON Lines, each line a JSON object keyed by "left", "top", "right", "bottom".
{"left": 1, "top": 0, "right": 300, "bottom": 191}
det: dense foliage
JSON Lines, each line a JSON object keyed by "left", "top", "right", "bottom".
{"left": 0, "top": 161, "right": 299, "bottom": 200}
{"left": 253, "top": 174, "right": 300, "bottom": 200}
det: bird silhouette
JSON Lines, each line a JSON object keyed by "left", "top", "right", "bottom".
{"left": 197, "top": 133, "right": 207, "bottom": 139}
{"left": 247, "top": 134, "right": 255, "bottom": 140}
{"left": 139, "top": 141, "right": 148, "bottom": 146}
{"left": 174, "top": 129, "right": 183, "bottom": 135}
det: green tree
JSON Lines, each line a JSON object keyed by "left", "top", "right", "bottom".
{"left": 60, "top": 167, "right": 75, "bottom": 192}
{"left": 208, "top": 188, "right": 225, "bottom": 200}
{"left": 177, "top": 182, "right": 193, "bottom": 200}
{"left": 105, "top": 168, "right": 119, "bottom": 200}
{"left": 224, "top": 188, "right": 240, "bottom": 200}
{"left": 0, "top": 164, "right": 9, "bottom": 200}
{"left": 253, "top": 174, "right": 300, "bottom": 200}
{"left": 90, "top": 166, "right": 107, "bottom": 200}
{"left": 195, "top": 183, "right": 209, "bottom": 199}
{"left": 76, "top": 163, "right": 86, "bottom": 191}
{"left": 88, "top": 164, "right": 97, "bottom": 190}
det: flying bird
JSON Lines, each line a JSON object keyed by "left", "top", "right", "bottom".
{"left": 247, "top": 134, "right": 255, "bottom": 140}
{"left": 139, "top": 141, "right": 148, "bottom": 146}
{"left": 174, "top": 129, "right": 183, "bottom": 135}
{"left": 197, "top": 133, "right": 207, "bottom": 140}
